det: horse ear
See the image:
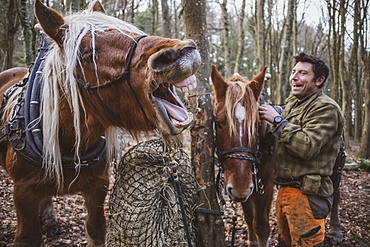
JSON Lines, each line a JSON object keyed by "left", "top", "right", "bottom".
{"left": 89, "top": 1, "right": 106, "bottom": 13}
{"left": 248, "top": 66, "right": 266, "bottom": 101}
{"left": 35, "top": 0, "right": 65, "bottom": 47}
{"left": 211, "top": 65, "right": 227, "bottom": 102}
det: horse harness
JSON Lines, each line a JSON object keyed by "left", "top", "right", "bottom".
{"left": 0, "top": 31, "right": 147, "bottom": 170}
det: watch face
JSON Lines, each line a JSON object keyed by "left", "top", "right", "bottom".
{"left": 274, "top": 116, "right": 283, "bottom": 124}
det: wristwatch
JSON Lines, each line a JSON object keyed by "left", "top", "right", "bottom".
{"left": 273, "top": 116, "right": 283, "bottom": 125}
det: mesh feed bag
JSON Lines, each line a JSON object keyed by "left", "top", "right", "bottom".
{"left": 107, "top": 139, "right": 197, "bottom": 246}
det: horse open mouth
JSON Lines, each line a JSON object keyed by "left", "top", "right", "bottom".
{"left": 151, "top": 75, "right": 196, "bottom": 135}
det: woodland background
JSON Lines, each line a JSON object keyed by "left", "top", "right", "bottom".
{"left": 0, "top": 0, "right": 369, "bottom": 246}
{"left": 0, "top": 0, "right": 369, "bottom": 159}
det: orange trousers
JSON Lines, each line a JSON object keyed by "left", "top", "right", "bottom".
{"left": 276, "top": 187, "right": 326, "bottom": 247}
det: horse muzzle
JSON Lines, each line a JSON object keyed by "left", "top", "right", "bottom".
{"left": 226, "top": 183, "right": 254, "bottom": 202}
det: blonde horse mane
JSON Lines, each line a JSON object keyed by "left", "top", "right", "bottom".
{"left": 41, "top": 8, "right": 146, "bottom": 191}
{"left": 224, "top": 80, "right": 259, "bottom": 147}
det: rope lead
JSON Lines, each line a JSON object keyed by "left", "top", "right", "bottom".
{"left": 169, "top": 149, "right": 193, "bottom": 247}
{"left": 230, "top": 202, "right": 238, "bottom": 247}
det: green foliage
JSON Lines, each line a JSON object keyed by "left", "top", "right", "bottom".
{"left": 358, "top": 158, "right": 370, "bottom": 172}
{"left": 134, "top": 9, "right": 155, "bottom": 34}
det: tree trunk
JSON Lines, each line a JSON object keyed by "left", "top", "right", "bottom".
{"left": 277, "top": 0, "right": 297, "bottom": 104}
{"left": 151, "top": 0, "right": 159, "bottom": 34}
{"left": 220, "top": 0, "right": 231, "bottom": 78}
{"left": 255, "top": 0, "right": 265, "bottom": 71}
{"left": 161, "top": 0, "right": 171, "bottom": 37}
{"left": 20, "top": 0, "right": 33, "bottom": 66}
{"left": 359, "top": 51, "right": 370, "bottom": 159}
{"left": 65, "top": 0, "right": 80, "bottom": 11}
{"left": 119, "top": 0, "right": 129, "bottom": 20}
{"left": 266, "top": 0, "right": 276, "bottom": 103}
{"left": 326, "top": 0, "right": 341, "bottom": 104}
{"left": 182, "top": 0, "right": 225, "bottom": 246}
{"left": 233, "top": 0, "right": 246, "bottom": 74}
{"left": 131, "top": 0, "right": 135, "bottom": 24}
{"left": 0, "top": 0, "right": 20, "bottom": 70}
{"left": 351, "top": 0, "right": 362, "bottom": 142}
{"left": 172, "top": 0, "right": 179, "bottom": 38}
{"left": 338, "top": 0, "right": 352, "bottom": 145}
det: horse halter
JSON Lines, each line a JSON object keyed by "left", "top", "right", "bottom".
{"left": 76, "top": 35, "right": 151, "bottom": 126}
{"left": 216, "top": 121, "right": 265, "bottom": 197}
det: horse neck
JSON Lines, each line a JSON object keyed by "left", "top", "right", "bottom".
{"left": 58, "top": 99, "right": 106, "bottom": 153}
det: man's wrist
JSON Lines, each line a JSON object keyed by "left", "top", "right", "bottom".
{"left": 273, "top": 116, "right": 284, "bottom": 125}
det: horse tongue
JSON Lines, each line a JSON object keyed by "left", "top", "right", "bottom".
{"left": 155, "top": 97, "right": 188, "bottom": 122}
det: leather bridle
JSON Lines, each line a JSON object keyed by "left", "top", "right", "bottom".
{"left": 76, "top": 35, "right": 151, "bottom": 126}
{"left": 216, "top": 135, "right": 265, "bottom": 196}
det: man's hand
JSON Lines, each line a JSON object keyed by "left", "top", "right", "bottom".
{"left": 258, "top": 104, "right": 280, "bottom": 123}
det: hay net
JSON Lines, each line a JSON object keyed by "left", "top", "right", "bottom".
{"left": 107, "top": 138, "right": 197, "bottom": 246}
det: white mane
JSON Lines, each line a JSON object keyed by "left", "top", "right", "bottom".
{"left": 41, "top": 10, "right": 146, "bottom": 191}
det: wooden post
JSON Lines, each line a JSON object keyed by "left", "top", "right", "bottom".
{"left": 182, "top": 0, "right": 226, "bottom": 246}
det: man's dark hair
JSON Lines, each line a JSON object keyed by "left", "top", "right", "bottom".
{"left": 293, "top": 52, "right": 329, "bottom": 88}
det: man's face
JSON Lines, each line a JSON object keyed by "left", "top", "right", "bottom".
{"left": 289, "top": 62, "right": 323, "bottom": 100}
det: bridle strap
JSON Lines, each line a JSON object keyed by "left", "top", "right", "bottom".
{"left": 76, "top": 35, "right": 150, "bottom": 125}
{"left": 78, "top": 35, "right": 147, "bottom": 90}
{"left": 219, "top": 146, "right": 257, "bottom": 157}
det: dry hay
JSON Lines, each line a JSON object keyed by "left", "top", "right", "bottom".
{"left": 107, "top": 138, "right": 197, "bottom": 246}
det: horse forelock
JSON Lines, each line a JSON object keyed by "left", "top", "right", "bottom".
{"left": 225, "top": 80, "right": 258, "bottom": 147}
{"left": 41, "top": 11, "right": 146, "bottom": 191}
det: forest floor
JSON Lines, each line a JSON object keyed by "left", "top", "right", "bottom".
{"left": 0, "top": 135, "right": 369, "bottom": 247}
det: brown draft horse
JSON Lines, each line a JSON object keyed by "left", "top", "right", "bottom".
{"left": 211, "top": 65, "right": 274, "bottom": 246}
{"left": 0, "top": 0, "right": 200, "bottom": 246}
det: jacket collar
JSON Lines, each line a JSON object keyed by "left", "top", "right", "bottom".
{"left": 283, "top": 89, "right": 323, "bottom": 119}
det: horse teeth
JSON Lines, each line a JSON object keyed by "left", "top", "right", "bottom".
{"left": 180, "top": 82, "right": 197, "bottom": 93}
{"left": 191, "top": 80, "right": 197, "bottom": 90}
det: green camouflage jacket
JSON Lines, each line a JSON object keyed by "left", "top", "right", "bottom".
{"left": 271, "top": 89, "right": 344, "bottom": 197}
